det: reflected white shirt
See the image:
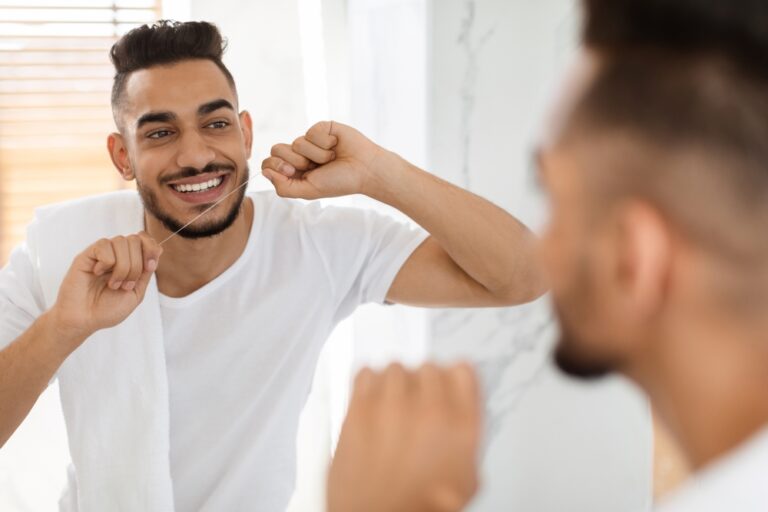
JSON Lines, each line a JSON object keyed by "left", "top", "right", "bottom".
{"left": 656, "top": 425, "right": 768, "bottom": 512}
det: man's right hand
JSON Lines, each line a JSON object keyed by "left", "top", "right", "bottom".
{"left": 50, "top": 232, "right": 162, "bottom": 347}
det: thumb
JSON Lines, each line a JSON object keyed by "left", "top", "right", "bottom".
{"left": 133, "top": 265, "right": 155, "bottom": 300}
{"left": 133, "top": 253, "right": 160, "bottom": 300}
{"left": 134, "top": 232, "right": 162, "bottom": 299}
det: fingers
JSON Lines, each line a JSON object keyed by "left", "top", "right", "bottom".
{"left": 306, "top": 121, "right": 339, "bottom": 149}
{"left": 349, "top": 361, "right": 481, "bottom": 420}
{"left": 261, "top": 168, "right": 321, "bottom": 200}
{"left": 261, "top": 156, "right": 304, "bottom": 179}
{"left": 343, "top": 367, "right": 378, "bottom": 436}
{"left": 137, "top": 231, "right": 162, "bottom": 272}
{"left": 90, "top": 238, "right": 116, "bottom": 278}
{"left": 123, "top": 236, "right": 143, "bottom": 291}
{"left": 262, "top": 155, "right": 298, "bottom": 178}
{"left": 340, "top": 362, "right": 482, "bottom": 511}
{"left": 87, "top": 233, "right": 162, "bottom": 292}
{"left": 292, "top": 136, "right": 336, "bottom": 165}
{"left": 270, "top": 143, "right": 314, "bottom": 174}
{"left": 416, "top": 363, "right": 446, "bottom": 407}
{"left": 107, "top": 236, "right": 131, "bottom": 290}
{"left": 262, "top": 129, "right": 336, "bottom": 179}
{"left": 133, "top": 232, "right": 163, "bottom": 297}
{"left": 447, "top": 362, "right": 482, "bottom": 425}
{"left": 351, "top": 367, "right": 376, "bottom": 402}
{"left": 381, "top": 362, "right": 410, "bottom": 403}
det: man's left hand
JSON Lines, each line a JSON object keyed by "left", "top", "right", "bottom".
{"left": 327, "top": 363, "right": 483, "bottom": 512}
{"left": 261, "top": 121, "right": 392, "bottom": 199}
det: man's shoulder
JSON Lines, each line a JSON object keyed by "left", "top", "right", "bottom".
{"left": 249, "top": 190, "right": 395, "bottom": 228}
{"left": 28, "top": 190, "right": 144, "bottom": 257}
{"left": 34, "top": 190, "right": 141, "bottom": 222}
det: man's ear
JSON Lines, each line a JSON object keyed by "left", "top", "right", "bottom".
{"left": 107, "top": 132, "right": 134, "bottom": 181}
{"left": 615, "top": 200, "right": 672, "bottom": 320}
{"left": 239, "top": 110, "right": 254, "bottom": 159}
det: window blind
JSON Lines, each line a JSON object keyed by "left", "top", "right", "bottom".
{"left": 0, "top": 0, "right": 160, "bottom": 262}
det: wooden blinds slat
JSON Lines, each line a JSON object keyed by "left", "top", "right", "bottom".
{"left": 0, "top": 1, "right": 159, "bottom": 263}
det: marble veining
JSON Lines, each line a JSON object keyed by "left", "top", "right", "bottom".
{"left": 432, "top": 300, "right": 554, "bottom": 451}
{"left": 456, "top": 0, "right": 496, "bottom": 189}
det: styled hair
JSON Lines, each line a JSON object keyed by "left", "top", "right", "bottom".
{"left": 582, "top": 0, "right": 768, "bottom": 79}
{"left": 109, "top": 20, "right": 237, "bottom": 120}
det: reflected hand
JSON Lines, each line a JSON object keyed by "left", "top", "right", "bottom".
{"left": 327, "top": 363, "right": 483, "bottom": 512}
{"left": 261, "top": 121, "right": 390, "bottom": 199}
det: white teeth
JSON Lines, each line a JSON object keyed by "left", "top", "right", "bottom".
{"left": 172, "top": 176, "right": 223, "bottom": 193}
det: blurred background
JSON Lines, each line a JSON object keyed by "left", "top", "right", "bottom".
{"left": 0, "top": 0, "right": 689, "bottom": 510}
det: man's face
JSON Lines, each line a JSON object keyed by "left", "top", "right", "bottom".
{"left": 537, "top": 149, "right": 627, "bottom": 379}
{"left": 536, "top": 49, "right": 650, "bottom": 380}
{"left": 538, "top": 50, "right": 681, "bottom": 382}
{"left": 114, "top": 59, "right": 252, "bottom": 238}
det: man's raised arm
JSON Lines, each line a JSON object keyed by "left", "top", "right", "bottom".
{"left": 261, "top": 121, "right": 547, "bottom": 309}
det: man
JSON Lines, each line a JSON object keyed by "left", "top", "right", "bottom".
{"left": 326, "top": 1, "right": 768, "bottom": 511}
{"left": 0, "top": 20, "right": 545, "bottom": 512}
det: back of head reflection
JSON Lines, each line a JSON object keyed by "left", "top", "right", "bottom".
{"left": 545, "top": 49, "right": 768, "bottom": 387}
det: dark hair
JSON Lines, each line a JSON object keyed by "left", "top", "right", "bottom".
{"left": 582, "top": 0, "right": 768, "bottom": 79}
{"left": 570, "top": 0, "right": 768, "bottom": 262}
{"left": 562, "top": 48, "right": 768, "bottom": 263}
{"left": 110, "top": 20, "right": 237, "bottom": 120}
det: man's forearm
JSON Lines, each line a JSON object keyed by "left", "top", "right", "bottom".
{"left": 0, "top": 311, "right": 81, "bottom": 448}
{"left": 364, "top": 152, "right": 546, "bottom": 303}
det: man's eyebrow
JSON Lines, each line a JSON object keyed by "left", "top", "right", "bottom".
{"left": 136, "top": 111, "right": 177, "bottom": 129}
{"left": 198, "top": 99, "right": 235, "bottom": 116}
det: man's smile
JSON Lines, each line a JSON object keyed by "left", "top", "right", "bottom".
{"left": 166, "top": 171, "right": 231, "bottom": 204}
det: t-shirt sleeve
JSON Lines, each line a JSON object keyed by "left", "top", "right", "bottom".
{"left": 0, "top": 242, "right": 46, "bottom": 351}
{"left": 302, "top": 204, "right": 429, "bottom": 323}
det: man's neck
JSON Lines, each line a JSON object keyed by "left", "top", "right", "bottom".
{"left": 638, "top": 317, "right": 768, "bottom": 471}
{"left": 146, "top": 198, "right": 254, "bottom": 298}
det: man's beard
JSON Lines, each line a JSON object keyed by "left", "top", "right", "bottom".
{"left": 553, "top": 307, "right": 615, "bottom": 380}
{"left": 138, "top": 163, "right": 249, "bottom": 239}
{"left": 551, "top": 259, "right": 618, "bottom": 380}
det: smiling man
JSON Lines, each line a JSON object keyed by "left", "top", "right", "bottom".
{"left": 0, "top": 20, "right": 545, "bottom": 512}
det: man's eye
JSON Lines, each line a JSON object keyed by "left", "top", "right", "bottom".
{"left": 147, "top": 130, "right": 172, "bottom": 139}
{"left": 207, "top": 120, "right": 229, "bottom": 129}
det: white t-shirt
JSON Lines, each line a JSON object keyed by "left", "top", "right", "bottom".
{"left": 0, "top": 191, "right": 428, "bottom": 512}
{"left": 655, "top": 425, "right": 768, "bottom": 512}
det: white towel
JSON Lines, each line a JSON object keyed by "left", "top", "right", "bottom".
{"left": 27, "top": 191, "right": 174, "bottom": 512}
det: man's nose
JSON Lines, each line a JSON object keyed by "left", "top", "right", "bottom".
{"left": 175, "top": 129, "right": 216, "bottom": 171}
